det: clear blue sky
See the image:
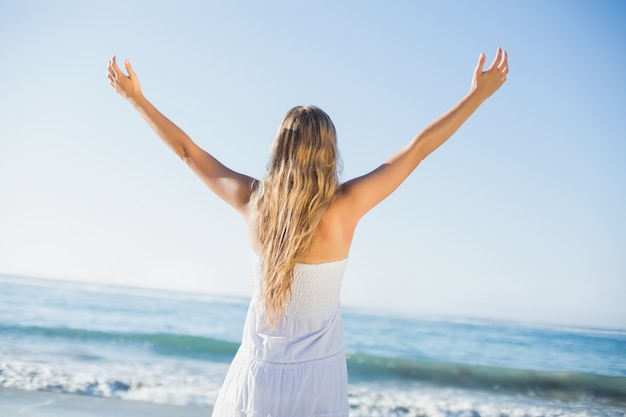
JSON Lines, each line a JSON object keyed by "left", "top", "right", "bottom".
{"left": 1, "top": 1, "right": 624, "bottom": 329}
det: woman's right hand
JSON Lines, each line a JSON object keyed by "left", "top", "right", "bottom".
{"left": 107, "top": 55, "right": 142, "bottom": 101}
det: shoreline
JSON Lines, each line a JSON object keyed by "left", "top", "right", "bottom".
{"left": 0, "top": 388, "right": 213, "bottom": 417}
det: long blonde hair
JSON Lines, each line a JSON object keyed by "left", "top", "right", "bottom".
{"left": 252, "top": 105, "right": 340, "bottom": 324}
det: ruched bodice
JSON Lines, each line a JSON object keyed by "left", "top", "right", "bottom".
{"left": 254, "top": 254, "right": 347, "bottom": 316}
{"left": 212, "top": 253, "right": 350, "bottom": 417}
{"left": 242, "top": 254, "right": 348, "bottom": 364}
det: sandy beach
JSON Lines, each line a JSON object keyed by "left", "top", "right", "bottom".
{"left": 0, "top": 388, "right": 212, "bottom": 417}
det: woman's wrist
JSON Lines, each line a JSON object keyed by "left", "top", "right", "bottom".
{"left": 466, "top": 87, "right": 489, "bottom": 107}
{"left": 128, "top": 91, "right": 147, "bottom": 108}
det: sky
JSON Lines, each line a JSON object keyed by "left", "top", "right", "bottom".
{"left": 1, "top": 1, "right": 625, "bottom": 330}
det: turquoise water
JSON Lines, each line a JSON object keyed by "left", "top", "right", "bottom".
{"left": 1, "top": 274, "right": 625, "bottom": 416}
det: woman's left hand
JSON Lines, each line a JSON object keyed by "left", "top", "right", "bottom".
{"left": 470, "top": 47, "right": 509, "bottom": 100}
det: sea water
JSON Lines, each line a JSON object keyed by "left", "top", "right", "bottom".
{"left": 1, "top": 274, "right": 625, "bottom": 417}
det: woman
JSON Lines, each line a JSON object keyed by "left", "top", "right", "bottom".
{"left": 107, "top": 48, "right": 508, "bottom": 417}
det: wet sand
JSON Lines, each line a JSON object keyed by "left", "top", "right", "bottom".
{"left": 0, "top": 388, "right": 213, "bottom": 417}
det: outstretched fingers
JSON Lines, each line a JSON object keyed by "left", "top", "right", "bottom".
{"left": 111, "top": 55, "right": 123, "bottom": 74}
{"left": 124, "top": 59, "right": 136, "bottom": 79}
{"left": 484, "top": 47, "right": 508, "bottom": 83}
{"left": 109, "top": 56, "right": 125, "bottom": 79}
{"left": 474, "top": 52, "right": 486, "bottom": 77}
{"left": 487, "top": 47, "right": 503, "bottom": 71}
{"left": 471, "top": 47, "right": 509, "bottom": 97}
{"left": 107, "top": 56, "right": 120, "bottom": 87}
{"left": 497, "top": 49, "right": 509, "bottom": 81}
{"left": 107, "top": 55, "right": 142, "bottom": 99}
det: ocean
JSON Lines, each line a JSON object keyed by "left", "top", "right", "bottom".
{"left": 1, "top": 273, "right": 625, "bottom": 417}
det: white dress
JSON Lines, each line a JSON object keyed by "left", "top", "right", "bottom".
{"left": 212, "top": 254, "right": 350, "bottom": 417}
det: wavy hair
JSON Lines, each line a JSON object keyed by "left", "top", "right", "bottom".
{"left": 252, "top": 105, "right": 341, "bottom": 325}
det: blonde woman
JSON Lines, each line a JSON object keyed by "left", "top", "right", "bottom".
{"left": 107, "top": 47, "right": 508, "bottom": 417}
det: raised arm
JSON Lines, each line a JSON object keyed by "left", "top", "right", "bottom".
{"left": 106, "top": 56, "right": 255, "bottom": 214}
{"left": 341, "top": 47, "right": 509, "bottom": 221}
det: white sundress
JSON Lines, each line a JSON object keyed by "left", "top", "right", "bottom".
{"left": 212, "top": 254, "right": 350, "bottom": 417}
